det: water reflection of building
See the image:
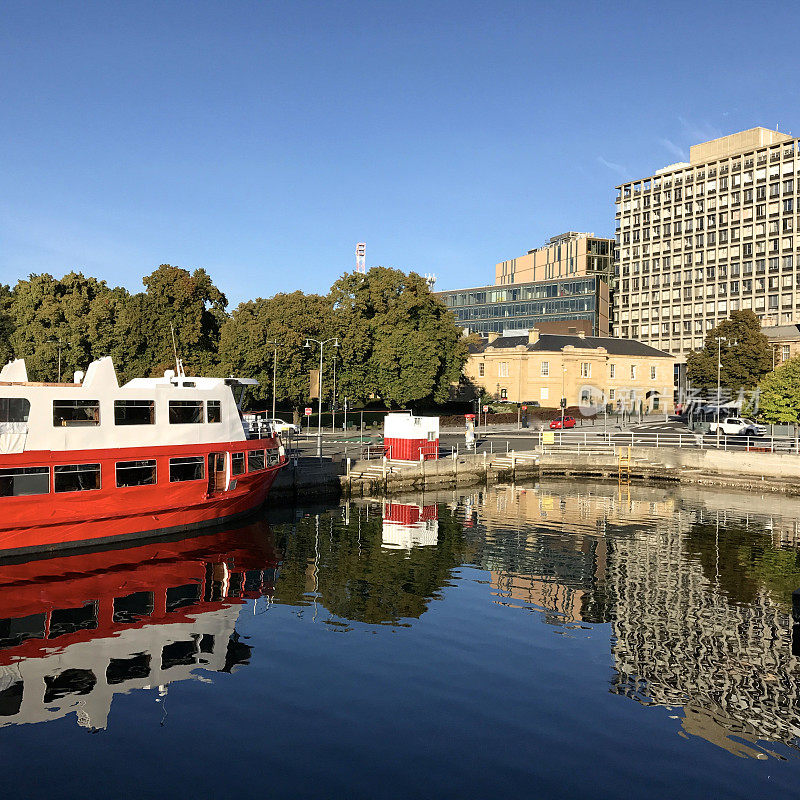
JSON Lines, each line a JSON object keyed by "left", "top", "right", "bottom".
{"left": 448, "top": 481, "right": 800, "bottom": 756}
{"left": 452, "top": 485, "right": 625, "bottom": 624}
{"left": 606, "top": 519, "right": 800, "bottom": 757}
{"left": 381, "top": 503, "right": 438, "bottom": 550}
{"left": 0, "top": 524, "right": 279, "bottom": 730}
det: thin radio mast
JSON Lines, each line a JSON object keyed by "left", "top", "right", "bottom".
{"left": 355, "top": 242, "right": 366, "bottom": 274}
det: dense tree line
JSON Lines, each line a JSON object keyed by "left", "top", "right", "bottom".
{"left": 0, "top": 264, "right": 467, "bottom": 411}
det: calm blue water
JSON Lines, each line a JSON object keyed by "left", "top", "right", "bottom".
{"left": 1, "top": 481, "right": 800, "bottom": 799}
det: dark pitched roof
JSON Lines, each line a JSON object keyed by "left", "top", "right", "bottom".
{"left": 762, "top": 324, "right": 800, "bottom": 341}
{"left": 469, "top": 333, "right": 673, "bottom": 358}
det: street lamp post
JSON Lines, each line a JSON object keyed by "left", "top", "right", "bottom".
{"left": 561, "top": 364, "right": 567, "bottom": 428}
{"left": 304, "top": 337, "right": 339, "bottom": 459}
{"left": 47, "top": 338, "right": 65, "bottom": 383}
{"left": 332, "top": 351, "right": 337, "bottom": 433}
{"left": 715, "top": 335, "right": 736, "bottom": 447}
{"left": 265, "top": 339, "right": 278, "bottom": 421}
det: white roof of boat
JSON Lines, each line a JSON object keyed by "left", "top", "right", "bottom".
{"left": 0, "top": 357, "right": 258, "bottom": 388}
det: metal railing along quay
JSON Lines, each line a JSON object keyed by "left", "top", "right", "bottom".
{"left": 542, "top": 431, "right": 800, "bottom": 455}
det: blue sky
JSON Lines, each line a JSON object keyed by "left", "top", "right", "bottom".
{"left": 2, "top": 0, "right": 798, "bottom": 305}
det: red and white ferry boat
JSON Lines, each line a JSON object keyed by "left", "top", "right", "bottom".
{"left": 0, "top": 356, "right": 287, "bottom": 556}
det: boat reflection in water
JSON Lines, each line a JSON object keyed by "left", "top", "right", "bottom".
{"left": 0, "top": 522, "right": 280, "bottom": 731}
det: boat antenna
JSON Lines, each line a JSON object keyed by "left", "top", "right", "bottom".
{"left": 170, "top": 323, "right": 183, "bottom": 378}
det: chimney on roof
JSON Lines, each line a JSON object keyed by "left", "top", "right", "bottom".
{"left": 528, "top": 328, "right": 540, "bottom": 345}
{"left": 487, "top": 332, "right": 500, "bottom": 344}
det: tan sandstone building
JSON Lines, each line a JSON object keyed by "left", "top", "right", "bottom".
{"left": 465, "top": 328, "right": 675, "bottom": 412}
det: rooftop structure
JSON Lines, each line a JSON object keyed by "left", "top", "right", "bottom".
{"left": 496, "top": 231, "right": 615, "bottom": 286}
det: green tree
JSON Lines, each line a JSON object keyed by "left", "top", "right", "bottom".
{"left": 0, "top": 284, "right": 13, "bottom": 366}
{"left": 757, "top": 355, "right": 800, "bottom": 424}
{"left": 330, "top": 267, "right": 467, "bottom": 407}
{"left": 219, "top": 291, "right": 334, "bottom": 409}
{"left": 686, "top": 310, "right": 772, "bottom": 394}
{"left": 7, "top": 272, "right": 121, "bottom": 381}
{"left": 119, "top": 265, "right": 228, "bottom": 380}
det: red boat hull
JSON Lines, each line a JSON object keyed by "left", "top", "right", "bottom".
{"left": 0, "top": 440, "right": 286, "bottom": 556}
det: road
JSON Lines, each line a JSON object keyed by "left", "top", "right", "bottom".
{"left": 278, "top": 415, "right": 798, "bottom": 459}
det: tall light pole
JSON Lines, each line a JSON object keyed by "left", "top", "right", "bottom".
{"left": 715, "top": 335, "right": 736, "bottom": 446}
{"left": 266, "top": 339, "right": 278, "bottom": 421}
{"left": 332, "top": 350, "right": 337, "bottom": 433}
{"left": 304, "top": 337, "right": 339, "bottom": 459}
{"left": 47, "top": 338, "right": 65, "bottom": 383}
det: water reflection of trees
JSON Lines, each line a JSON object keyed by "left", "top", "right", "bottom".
{"left": 271, "top": 504, "right": 475, "bottom": 625}
{"left": 683, "top": 514, "right": 800, "bottom": 611}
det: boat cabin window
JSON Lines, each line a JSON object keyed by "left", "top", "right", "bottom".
{"left": 169, "top": 456, "right": 205, "bottom": 482}
{"left": 114, "top": 400, "right": 155, "bottom": 425}
{"left": 207, "top": 400, "right": 222, "bottom": 423}
{"left": 116, "top": 459, "right": 157, "bottom": 488}
{"left": 267, "top": 448, "right": 281, "bottom": 466}
{"left": 0, "top": 398, "right": 30, "bottom": 423}
{"left": 231, "top": 452, "right": 245, "bottom": 475}
{"left": 0, "top": 681, "right": 23, "bottom": 717}
{"left": 53, "top": 400, "right": 100, "bottom": 427}
{"left": 166, "top": 584, "right": 201, "bottom": 612}
{"left": 248, "top": 450, "right": 265, "bottom": 471}
{"left": 113, "top": 591, "right": 155, "bottom": 624}
{"left": 0, "top": 467, "right": 50, "bottom": 497}
{"left": 54, "top": 463, "right": 101, "bottom": 493}
{"left": 169, "top": 400, "right": 203, "bottom": 424}
{"left": 0, "top": 613, "right": 47, "bottom": 650}
{"left": 43, "top": 668, "right": 97, "bottom": 702}
{"left": 161, "top": 639, "right": 198, "bottom": 669}
{"left": 107, "top": 654, "right": 151, "bottom": 685}
{"left": 48, "top": 603, "right": 98, "bottom": 640}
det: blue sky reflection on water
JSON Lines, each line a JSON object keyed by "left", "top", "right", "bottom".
{"left": 0, "top": 481, "right": 799, "bottom": 799}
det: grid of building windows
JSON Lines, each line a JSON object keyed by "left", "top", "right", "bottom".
{"left": 614, "top": 128, "right": 800, "bottom": 358}
{"left": 437, "top": 277, "right": 608, "bottom": 335}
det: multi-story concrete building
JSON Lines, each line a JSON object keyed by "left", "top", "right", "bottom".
{"left": 436, "top": 231, "right": 615, "bottom": 336}
{"left": 495, "top": 231, "right": 615, "bottom": 285}
{"left": 614, "top": 127, "right": 800, "bottom": 363}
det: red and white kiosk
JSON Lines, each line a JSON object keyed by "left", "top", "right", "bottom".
{"left": 383, "top": 412, "right": 439, "bottom": 461}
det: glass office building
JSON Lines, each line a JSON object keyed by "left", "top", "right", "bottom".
{"left": 436, "top": 276, "right": 610, "bottom": 336}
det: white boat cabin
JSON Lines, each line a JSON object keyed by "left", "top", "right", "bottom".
{"left": 0, "top": 357, "right": 256, "bottom": 455}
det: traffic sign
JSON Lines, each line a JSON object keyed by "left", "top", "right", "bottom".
{"left": 482, "top": 405, "right": 489, "bottom": 413}
{"left": 304, "top": 407, "right": 312, "bottom": 416}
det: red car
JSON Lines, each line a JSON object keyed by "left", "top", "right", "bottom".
{"left": 549, "top": 416, "right": 576, "bottom": 429}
